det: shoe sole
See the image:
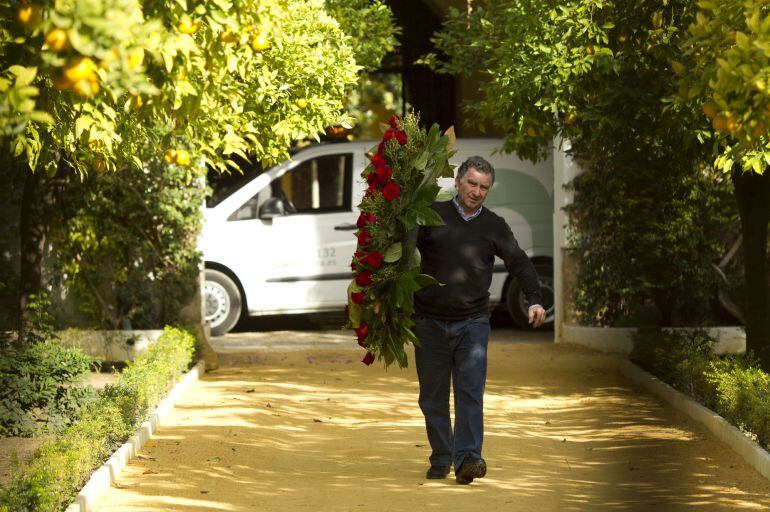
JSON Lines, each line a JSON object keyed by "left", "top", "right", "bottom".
{"left": 455, "top": 459, "right": 486, "bottom": 485}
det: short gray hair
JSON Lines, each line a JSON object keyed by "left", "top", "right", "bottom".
{"left": 457, "top": 156, "right": 495, "bottom": 183}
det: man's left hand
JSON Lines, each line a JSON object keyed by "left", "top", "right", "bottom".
{"left": 528, "top": 306, "right": 547, "bottom": 328}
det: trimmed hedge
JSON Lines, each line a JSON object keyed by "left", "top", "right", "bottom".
{"left": 0, "top": 326, "right": 195, "bottom": 512}
{"left": 631, "top": 329, "right": 769, "bottom": 450}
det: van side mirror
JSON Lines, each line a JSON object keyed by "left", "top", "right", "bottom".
{"left": 258, "top": 197, "right": 286, "bottom": 220}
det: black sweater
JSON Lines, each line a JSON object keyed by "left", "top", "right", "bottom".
{"left": 414, "top": 200, "right": 542, "bottom": 320}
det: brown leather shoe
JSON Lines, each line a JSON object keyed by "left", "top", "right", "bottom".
{"left": 455, "top": 457, "right": 486, "bottom": 484}
{"left": 426, "top": 465, "right": 451, "bottom": 479}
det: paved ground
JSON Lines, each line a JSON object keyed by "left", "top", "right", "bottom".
{"left": 94, "top": 328, "right": 770, "bottom": 511}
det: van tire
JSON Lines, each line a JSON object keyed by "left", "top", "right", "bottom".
{"left": 506, "top": 261, "right": 554, "bottom": 330}
{"left": 204, "top": 269, "right": 242, "bottom": 336}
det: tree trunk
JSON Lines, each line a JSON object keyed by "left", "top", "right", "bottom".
{"left": 18, "top": 169, "right": 47, "bottom": 342}
{"left": 732, "top": 169, "right": 770, "bottom": 370}
{"left": 18, "top": 163, "right": 67, "bottom": 343}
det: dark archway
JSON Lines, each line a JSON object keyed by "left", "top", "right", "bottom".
{"left": 382, "top": 0, "right": 456, "bottom": 132}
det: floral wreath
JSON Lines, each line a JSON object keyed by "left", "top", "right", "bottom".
{"left": 345, "top": 112, "right": 455, "bottom": 368}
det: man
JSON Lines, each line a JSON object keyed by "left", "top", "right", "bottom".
{"left": 413, "top": 155, "right": 546, "bottom": 485}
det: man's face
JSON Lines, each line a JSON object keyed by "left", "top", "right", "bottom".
{"left": 455, "top": 168, "right": 493, "bottom": 213}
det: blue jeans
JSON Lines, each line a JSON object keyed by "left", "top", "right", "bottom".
{"left": 413, "top": 314, "right": 490, "bottom": 470}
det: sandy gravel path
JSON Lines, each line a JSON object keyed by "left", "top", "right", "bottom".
{"left": 94, "top": 331, "right": 770, "bottom": 511}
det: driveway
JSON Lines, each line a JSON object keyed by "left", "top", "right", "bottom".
{"left": 94, "top": 328, "right": 770, "bottom": 511}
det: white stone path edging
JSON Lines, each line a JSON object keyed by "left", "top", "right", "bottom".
{"left": 64, "top": 360, "right": 206, "bottom": 512}
{"left": 619, "top": 360, "right": 770, "bottom": 481}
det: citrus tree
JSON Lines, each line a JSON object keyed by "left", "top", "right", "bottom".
{"left": 676, "top": 0, "right": 770, "bottom": 366}
{"left": 429, "top": 0, "right": 769, "bottom": 367}
{"left": 1, "top": 0, "right": 394, "bottom": 338}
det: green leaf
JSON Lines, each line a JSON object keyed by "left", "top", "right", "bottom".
{"left": 435, "top": 188, "right": 453, "bottom": 201}
{"left": 414, "top": 150, "right": 429, "bottom": 170}
{"left": 9, "top": 66, "right": 37, "bottom": 87}
{"left": 416, "top": 206, "right": 444, "bottom": 227}
{"left": 383, "top": 243, "right": 402, "bottom": 263}
{"left": 415, "top": 273, "right": 442, "bottom": 287}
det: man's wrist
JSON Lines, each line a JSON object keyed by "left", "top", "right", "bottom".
{"left": 528, "top": 304, "right": 543, "bottom": 311}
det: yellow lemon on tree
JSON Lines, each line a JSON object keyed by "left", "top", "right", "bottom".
{"left": 175, "top": 149, "right": 190, "bottom": 166}
{"left": 584, "top": 45, "right": 595, "bottom": 55}
{"left": 618, "top": 34, "right": 628, "bottom": 44}
{"left": 564, "top": 112, "right": 577, "bottom": 125}
{"left": 92, "top": 157, "right": 106, "bottom": 173}
{"left": 72, "top": 77, "right": 99, "bottom": 98}
{"left": 64, "top": 57, "right": 96, "bottom": 83}
{"left": 701, "top": 101, "right": 719, "bottom": 119}
{"left": 251, "top": 34, "right": 270, "bottom": 52}
{"left": 128, "top": 48, "right": 144, "bottom": 70}
{"left": 17, "top": 5, "right": 43, "bottom": 28}
{"left": 177, "top": 19, "right": 199, "bottom": 34}
{"left": 164, "top": 149, "right": 177, "bottom": 164}
{"left": 296, "top": 98, "right": 308, "bottom": 109}
{"left": 526, "top": 127, "right": 538, "bottom": 137}
{"left": 220, "top": 30, "right": 239, "bottom": 44}
{"left": 45, "top": 28, "right": 70, "bottom": 52}
{"left": 712, "top": 115, "right": 729, "bottom": 133}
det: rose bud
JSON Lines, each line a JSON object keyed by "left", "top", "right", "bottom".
{"left": 362, "top": 352, "right": 375, "bottom": 366}
{"left": 388, "top": 115, "right": 400, "bottom": 130}
{"left": 382, "top": 182, "right": 401, "bottom": 201}
{"left": 354, "top": 321, "right": 368, "bottom": 342}
{"left": 394, "top": 130, "right": 407, "bottom": 145}
{"left": 355, "top": 270, "right": 373, "bottom": 287}
{"left": 357, "top": 230, "right": 373, "bottom": 246}
{"left": 363, "top": 251, "right": 384, "bottom": 270}
{"left": 351, "top": 291, "right": 366, "bottom": 304}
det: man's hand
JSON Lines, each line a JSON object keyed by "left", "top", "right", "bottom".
{"left": 528, "top": 305, "right": 546, "bottom": 328}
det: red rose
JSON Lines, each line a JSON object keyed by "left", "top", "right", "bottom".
{"left": 355, "top": 321, "right": 368, "bottom": 343}
{"left": 375, "top": 164, "right": 392, "bottom": 186}
{"left": 356, "top": 212, "right": 376, "bottom": 228}
{"left": 382, "top": 182, "right": 401, "bottom": 201}
{"left": 351, "top": 291, "right": 366, "bottom": 304}
{"left": 370, "top": 153, "right": 387, "bottom": 169}
{"left": 362, "top": 352, "right": 375, "bottom": 365}
{"left": 357, "top": 230, "right": 372, "bottom": 246}
{"left": 356, "top": 270, "right": 373, "bottom": 287}
{"left": 394, "top": 130, "right": 407, "bottom": 145}
{"left": 383, "top": 129, "right": 395, "bottom": 141}
{"left": 362, "top": 251, "right": 384, "bottom": 270}
{"left": 388, "top": 115, "right": 400, "bottom": 130}
{"left": 377, "top": 140, "right": 386, "bottom": 155}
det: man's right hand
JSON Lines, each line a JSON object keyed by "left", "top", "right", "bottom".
{"left": 528, "top": 305, "right": 546, "bottom": 328}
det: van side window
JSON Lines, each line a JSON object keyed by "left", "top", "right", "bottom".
{"left": 275, "top": 154, "right": 352, "bottom": 213}
{"left": 228, "top": 153, "right": 353, "bottom": 221}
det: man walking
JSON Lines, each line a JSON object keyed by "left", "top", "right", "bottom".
{"left": 413, "top": 155, "right": 546, "bottom": 485}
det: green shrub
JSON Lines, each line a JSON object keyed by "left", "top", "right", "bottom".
{"left": 0, "top": 340, "right": 98, "bottom": 437}
{"left": 631, "top": 329, "right": 770, "bottom": 450}
{"left": 706, "top": 363, "right": 770, "bottom": 449}
{"left": 0, "top": 326, "right": 196, "bottom": 511}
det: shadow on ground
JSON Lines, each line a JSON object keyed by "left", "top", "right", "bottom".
{"left": 95, "top": 340, "right": 770, "bottom": 512}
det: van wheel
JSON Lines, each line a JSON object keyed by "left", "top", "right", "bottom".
{"left": 204, "top": 269, "right": 242, "bottom": 336}
{"left": 506, "top": 261, "right": 554, "bottom": 330}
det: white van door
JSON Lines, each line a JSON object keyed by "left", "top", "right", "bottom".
{"left": 256, "top": 151, "right": 358, "bottom": 312}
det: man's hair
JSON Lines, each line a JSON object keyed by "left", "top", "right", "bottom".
{"left": 457, "top": 156, "right": 495, "bottom": 183}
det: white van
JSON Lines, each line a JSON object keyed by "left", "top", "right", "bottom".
{"left": 200, "top": 139, "right": 554, "bottom": 336}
